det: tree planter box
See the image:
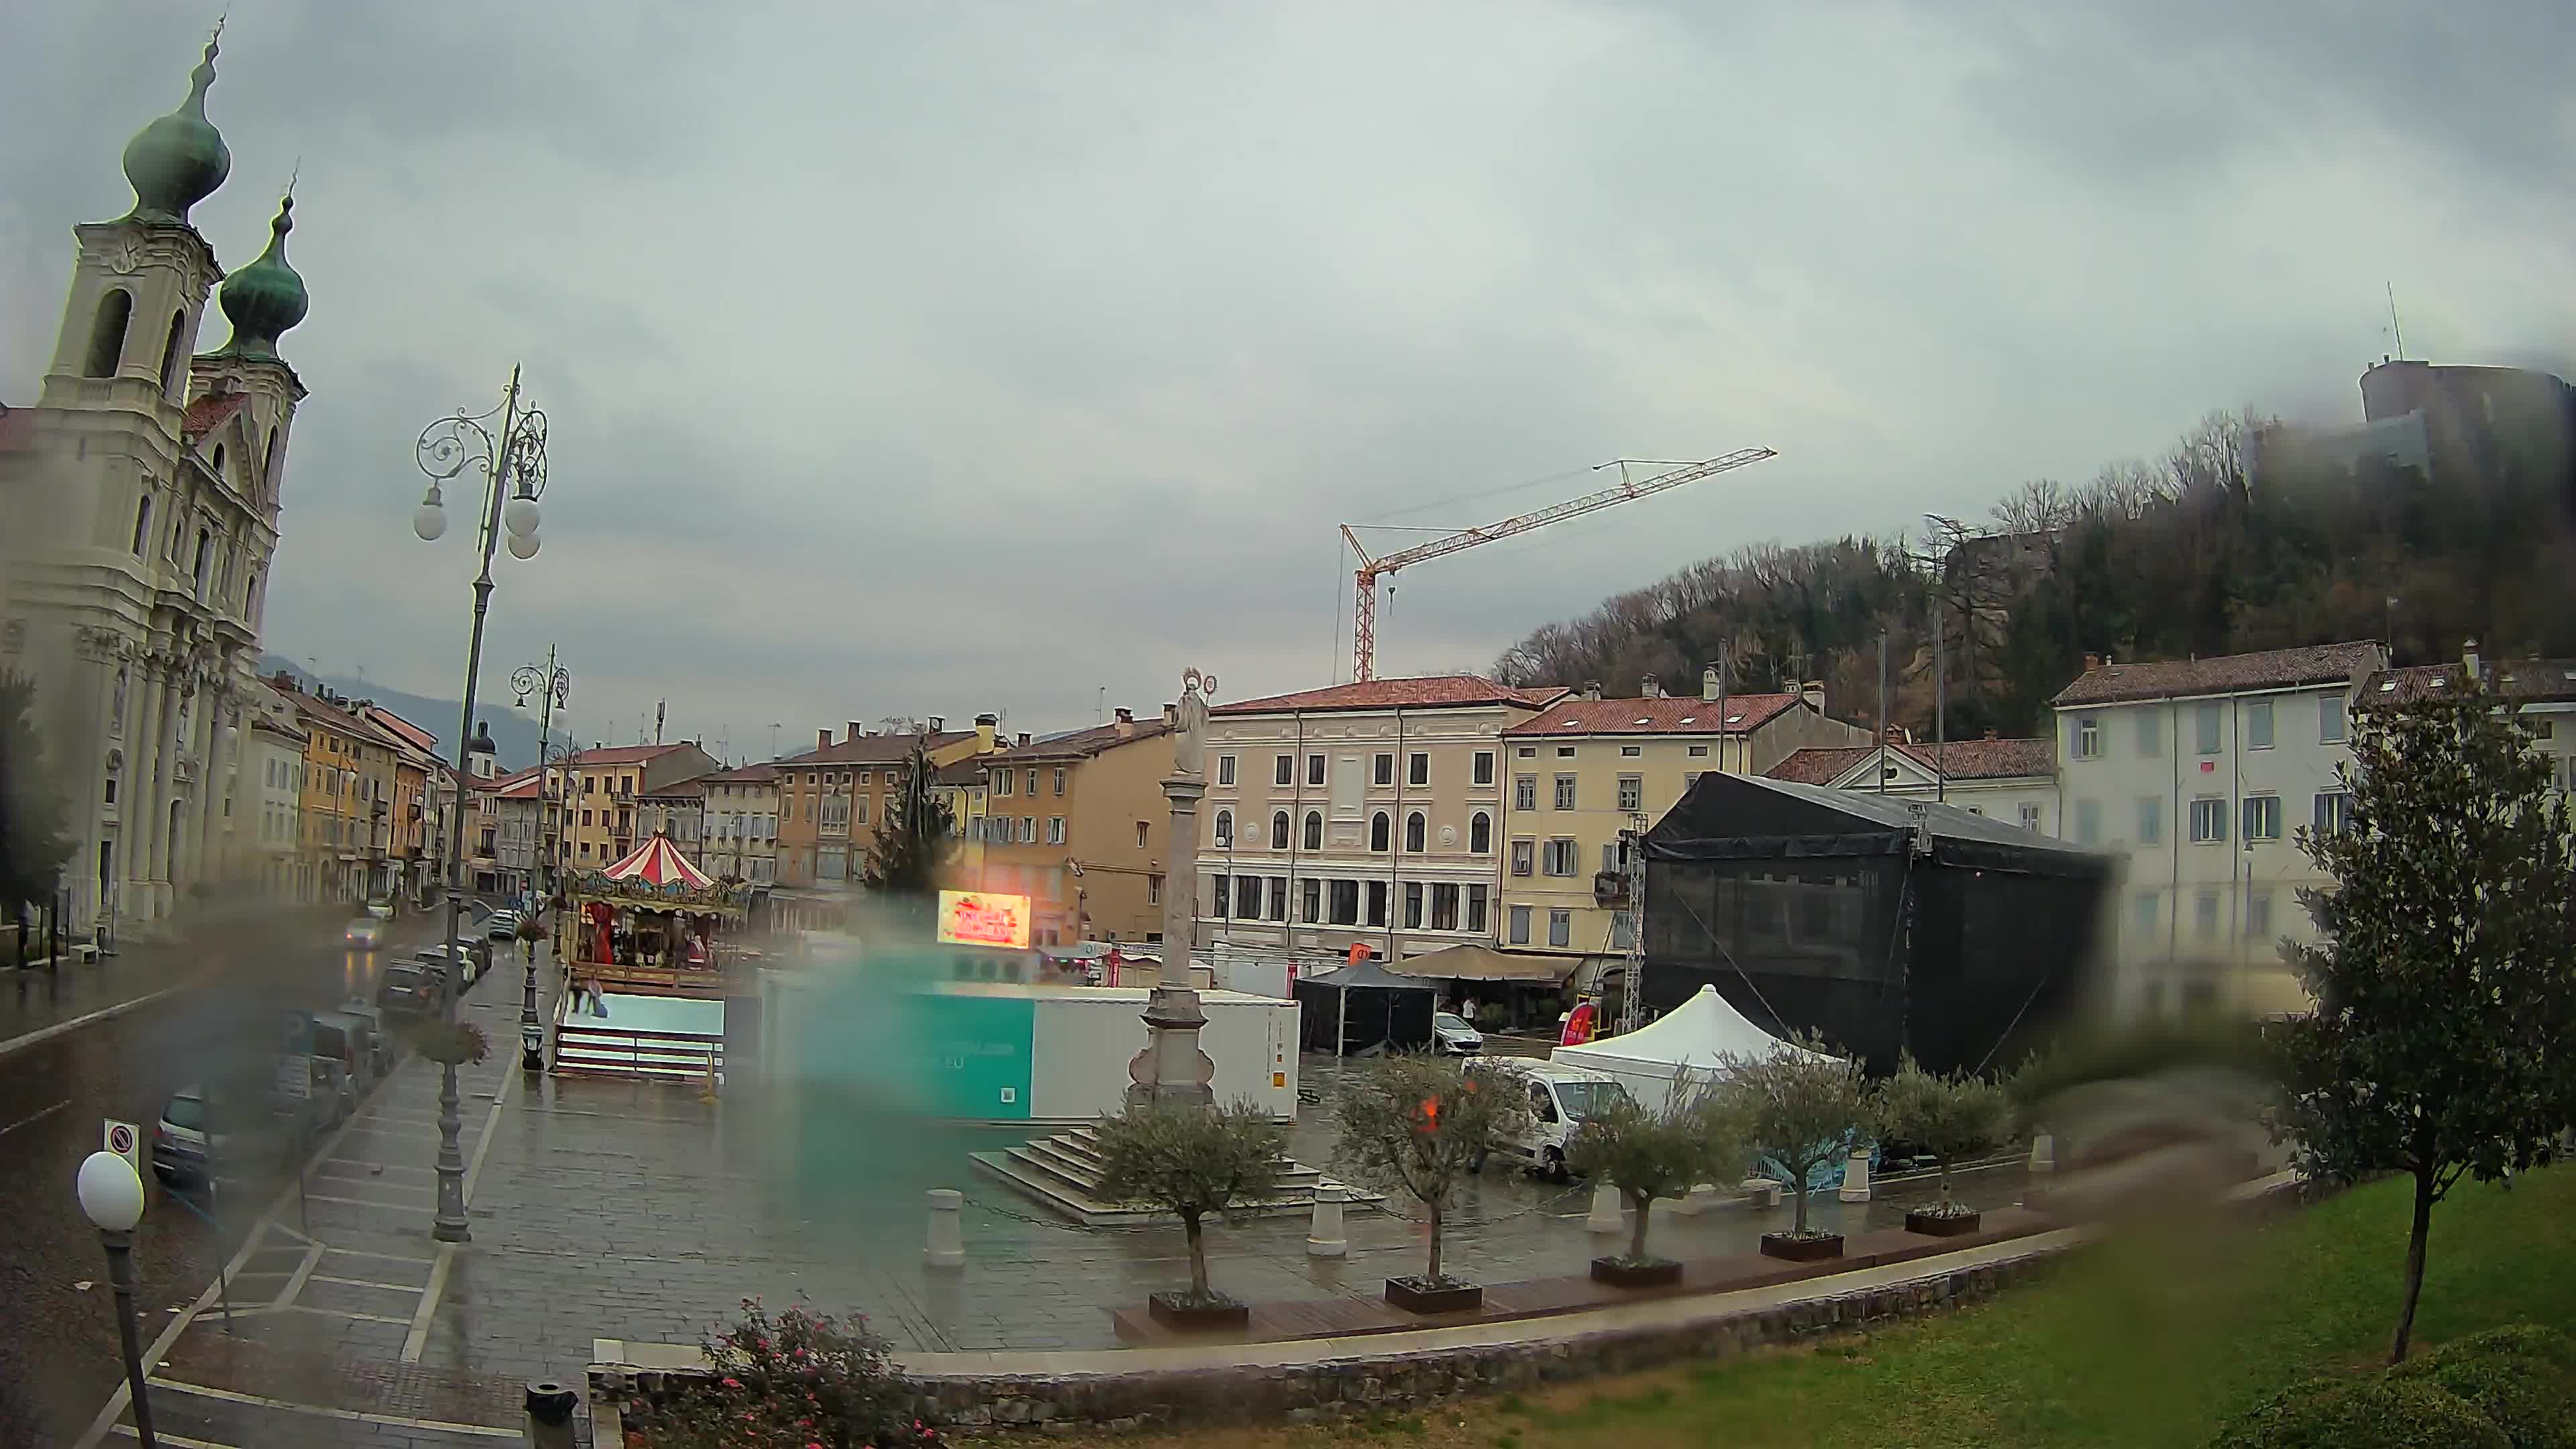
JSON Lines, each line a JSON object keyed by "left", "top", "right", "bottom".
{"left": 1760, "top": 1232, "right": 1845, "bottom": 1263}
{"left": 1146, "top": 1292, "right": 1250, "bottom": 1332}
{"left": 1590, "top": 1256, "right": 1684, "bottom": 1289}
{"left": 1383, "top": 1277, "right": 1483, "bottom": 1314}
{"left": 1906, "top": 1209, "right": 1982, "bottom": 1238}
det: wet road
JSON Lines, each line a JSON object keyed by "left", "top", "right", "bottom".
{"left": 0, "top": 920, "right": 428, "bottom": 1446}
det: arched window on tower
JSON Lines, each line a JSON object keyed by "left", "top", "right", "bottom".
{"left": 85, "top": 290, "right": 133, "bottom": 378}
{"left": 129, "top": 494, "right": 153, "bottom": 556}
{"left": 157, "top": 311, "right": 186, "bottom": 396}
{"left": 261, "top": 427, "right": 281, "bottom": 503}
{"left": 192, "top": 528, "right": 211, "bottom": 599}
{"left": 211, "top": 443, "right": 225, "bottom": 481}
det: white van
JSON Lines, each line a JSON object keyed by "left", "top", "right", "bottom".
{"left": 1468, "top": 1059, "right": 1633, "bottom": 1181}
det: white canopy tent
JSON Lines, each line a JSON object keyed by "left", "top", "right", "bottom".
{"left": 1550, "top": 984, "right": 1839, "bottom": 1113}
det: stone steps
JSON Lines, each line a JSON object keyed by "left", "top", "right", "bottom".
{"left": 971, "top": 1127, "right": 1371, "bottom": 1227}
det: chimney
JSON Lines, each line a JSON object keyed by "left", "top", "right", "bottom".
{"left": 1801, "top": 680, "right": 1825, "bottom": 714}
{"left": 1582, "top": 680, "right": 1603, "bottom": 702}
{"left": 817, "top": 728, "right": 831, "bottom": 752}
{"left": 1016, "top": 732, "right": 1031, "bottom": 747}
{"left": 847, "top": 720, "right": 865, "bottom": 742}
{"left": 2463, "top": 637, "right": 2481, "bottom": 682}
{"left": 1701, "top": 665, "right": 1721, "bottom": 702}
{"left": 1641, "top": 673, "right": 1661, "bottom": 698}
{"left": 975, "top": 712, "right": 998, "bottom": 752}
{"left": 2083, "top": 653, "right": 2101, "bottom": 672}
{"left": 1162, "top": 702, "right": 1177, "bottom": 728}
{"left": 928, "top": 715, "right": 945, "bottom": 733}
{"left": 1984, "top": 728, "right": 1998, "bottom": 740}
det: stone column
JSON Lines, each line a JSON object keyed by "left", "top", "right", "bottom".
{"left": 133, "top": 659, "right": 174, "bottom": 922}
{"left": 1159, "top": 769, "right": 1203, "bottom": 976}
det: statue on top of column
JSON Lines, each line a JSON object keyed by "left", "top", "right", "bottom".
{"left": 1172, "top": 667, "right": 1216, "bottom": 778}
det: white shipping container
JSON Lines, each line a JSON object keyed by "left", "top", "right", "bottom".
{"left": 1029, "top": 987, "right": 1299, "bottom": 1122}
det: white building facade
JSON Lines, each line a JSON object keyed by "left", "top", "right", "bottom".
{"left": 235, "top": 696, "right": 305, "bottom": 899}
{"left": 0, "top": 37, "right": 311, "bottom": 934}
{"left": 1767, "top": 736, "right": 2059, "bottom": 835}
{"left": 700, "top": 763, "right": 780, "bottom": 883}
{"left": 1193, "top": 676, "right": 1562, "bottom": 966}
{"left": 2050, "top": 642, "right": 2386, "bottom": 1018}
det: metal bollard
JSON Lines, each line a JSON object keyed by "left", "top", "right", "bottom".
{"left": 1586, "top": 1181, "right": 1625, "bottom": 1234}
{"left": 1837, "top": 1149, "right": 1872, "bottom": 1203}
{"left": 924, "top": 1189, "right": 965, "bottom": 1269}
{"left": 524, "top": 1379, "right": 578, "bottom": 1448}
{"left": 2028, "top": 1132, "right": 2056, "bottom": 1174}
{"left": 1305, "top": 1181, "right": 1348, "bottom": 1258}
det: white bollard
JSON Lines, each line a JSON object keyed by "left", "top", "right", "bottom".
{"left": 1306, "top": 1181, "right": 1348, "bottom": 1258}
{"left": 1673, "top": 1183, "right": 1722, "bottom": 1218}
{"left": 1741, "top": 1177, "right": 1783, "bottom": 1210}
{"left": 924, "top": 1189, "right": 965, "bottom": 1269}
{"left": 1837, "top": 1149, "right": 1872, "bottom": 1203}
{"left": 1587, "top": 1181, "right": 1626, "bottom": 1234}
{"left": 2029, "top": 1132, "right": 2055, "bottom": 1174}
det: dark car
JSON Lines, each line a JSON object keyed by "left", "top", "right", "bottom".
{"left": 151, "top": 1085, "right": 298, "bottom": 1187}
{"left": 377, "top": 962, "right": 440, "bottom": 1017}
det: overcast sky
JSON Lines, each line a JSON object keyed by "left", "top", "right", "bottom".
{"left": 5, "top": 2, "right": 2570, "bottom": 757}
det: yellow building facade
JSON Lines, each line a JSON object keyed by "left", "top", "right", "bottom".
{"left": 974, "top": 710, "right": 1173, "bottom": 947}
{"left": 1497, "top": 681, "right": 1869, "bottom": 965}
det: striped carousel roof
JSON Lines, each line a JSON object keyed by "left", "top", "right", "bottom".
{"left": 600, "top": 832, "right": 712, "bottom": 890}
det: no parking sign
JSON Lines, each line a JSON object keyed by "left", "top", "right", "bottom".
{"left": 103, "top": 1118, "right": 140, "bottom": 1175}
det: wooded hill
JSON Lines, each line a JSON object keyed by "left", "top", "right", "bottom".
{"left": 1491, "top": 400, "right": 2576, "bottom": 741}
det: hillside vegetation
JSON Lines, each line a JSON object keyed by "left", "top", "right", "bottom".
{"left": 1492, "top": 407, "right": 2576, "bottom": 740}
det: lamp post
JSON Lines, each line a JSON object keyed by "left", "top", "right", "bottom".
{"left": 513, "top": 651, "right": 570, "bottom": 1073}
{"left": 412, "top": 365, "right": 550, "bottom": 1243}
{"left": 76, "top": 1150, "right": 157, "bottom": 1448}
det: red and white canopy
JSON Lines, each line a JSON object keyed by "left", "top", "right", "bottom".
{"left": 600, "top": 833, "right": 712, "bottom": 890}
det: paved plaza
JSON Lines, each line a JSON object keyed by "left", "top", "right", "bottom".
{"left": 87, "top": 970, "right": 2033, "bottom": 1444}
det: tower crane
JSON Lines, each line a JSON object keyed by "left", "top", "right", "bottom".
{"left": 1340, "top": 447, "right": 1778, "bottom": 681}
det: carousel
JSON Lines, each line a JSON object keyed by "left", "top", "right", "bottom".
{"left": 566, "top": 831, "right": 747, "bottom": 979}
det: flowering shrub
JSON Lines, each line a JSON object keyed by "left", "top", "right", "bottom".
{"left": 653, "top": 1299, "right": 936, "bottom": 1449}
{"left": 411, "top": 1020, "right": 489, "bottom": 1066}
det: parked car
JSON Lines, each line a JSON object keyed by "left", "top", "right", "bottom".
{"left": 377, "top": 962, "right": 440, "bottom": 1017}
{"left": 313, "top": 1008, "right": 390, "bottom": 1082}
{"left": 151, "top": 1085, "right": 295, "bottom": 1187}
{"left": 344, "top": 918, "right": 384, "bottom": 949}
{"left": 331, "top": 1001, "right": 396, "bottom": 1076}
{"left": 1465, "top": 1059, "right": 1633, "bottom": 1180}
{"left": 366, "top": 897, "right": 395, "bottom": 920}
{"left": 1432, "top": 1011, "right": 1485, "bottom": 1055}
{"left": 485, "top": 910, "right": 522, "bottom": 942}
{"left": 414, "top": 945, "right": 482, "bottom": 986}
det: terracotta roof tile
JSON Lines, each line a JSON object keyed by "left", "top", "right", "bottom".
{"left": 1767, "top": 737, "right": 2055, "bottom": 786}
{"left": 774, "top": 730, "right": 977, "bottom": 767}
{"left": 1214, "top": 675, "right": 1564, "bottom": 716}
{"left": 180, "top": 392, "right": 248, "bottom": 443}
{"left": 2051, "top": 643, "right": 2385, "bottom": 707}
{"left": 2362, "top": 658, "right": 2576, "bottom": 707}
{"left": 569, "top": 743, "right": 692, "bottom": 767}
{"left": 986, "top": 719, "right": 1171, "bottom": 761}
{"left": 932, "top": 759, "right": 990, "bottom": 786}
{"left": 698, "top": 763, "right": 779, "bottom": 784}
{"left": 1503, "top": 694, "right": 1802, "bottom": 737}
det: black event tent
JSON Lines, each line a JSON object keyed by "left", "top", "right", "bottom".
{"left": 1640, "top": 771, "right": 2114, "bottom": 1076}
{"left": 1293, "top": 959, "right": 1438, "bottom": 1056}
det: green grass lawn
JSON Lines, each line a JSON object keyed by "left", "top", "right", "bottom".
{"left": 1030, "top": 1164, "right": 2576, "bottom": 1449}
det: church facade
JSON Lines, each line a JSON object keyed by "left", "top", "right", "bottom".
{"left": 0, "top": 32, "right": 313, "bottom": 935}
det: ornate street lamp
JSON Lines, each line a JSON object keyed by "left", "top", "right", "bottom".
{"left": 76, "top": 1150, "right": 158, "bottom": 1446}
{"left": 411, "top": 366, "right": 549, "bottom": 1243}
{"left": 512, "top": 649, "right": 570, "bottom": 1072}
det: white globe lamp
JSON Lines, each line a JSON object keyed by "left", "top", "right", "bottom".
{"left": 413, "top": 485, "right": 448, "bottom": 543}
{"left": 77, "top": 1149, "right": 144, "bottom": 1232}
{"left": 506, "top": 530, "right": 541, "bottom": 561}
{"left": 503, "top": 493, "right": 541, "bottom": 539}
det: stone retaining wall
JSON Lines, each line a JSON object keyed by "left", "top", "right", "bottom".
{"left": 594, "top": 1171, "right": 2313, "bottom": 1438}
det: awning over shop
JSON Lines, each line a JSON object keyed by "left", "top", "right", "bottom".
{"left": 1389, "top": 944, "right": 1580, "bottom": 983}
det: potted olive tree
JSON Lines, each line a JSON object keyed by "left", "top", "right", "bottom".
{"left": 1566, "top": 1075, "right": 1748, "bottom": 1287}
{"left": 1722, "top": 1034, "right": 1870, "bottom": 1262}
{"left": 1875, "top": 1055, "right": 2013, "bottom": 1236}
{"left": 1091, "top": 1099, "right": 1290, "bottom": 1331}
{"left": 1333, "top": 1053, "right": 1529, "bottom": 1314}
